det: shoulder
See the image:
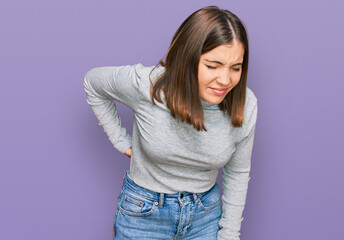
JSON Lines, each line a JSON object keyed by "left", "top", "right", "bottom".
{"left": 244, "top": 86, "right": 258, "bottom": 115}
{"left": 133, "top": 63, "right": 165, "bottom": 96}
{"left": 241, "top": 86, "right": 258, "bottom": 134}
{"left": 134, "top": 63, "right": 165, "bottom": 83}
{"left": 245, "top": 86, "right": 258, "bottom": 108}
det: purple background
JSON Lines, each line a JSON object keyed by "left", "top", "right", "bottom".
{"left": 1, "top": 0, "right": 343, "bottom": 239}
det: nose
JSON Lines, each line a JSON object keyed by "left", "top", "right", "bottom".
{"left": 216, "top": 69, "right": 231, "bottom": 86}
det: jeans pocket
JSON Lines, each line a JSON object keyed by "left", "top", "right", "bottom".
{"left": 118, "top": 189, "right": 157, "bottom": 217}
{"left": 198, "top": 183, "right": 221, "bottom": 211}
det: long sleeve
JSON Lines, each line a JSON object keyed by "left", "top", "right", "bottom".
{"left": 217, "top": 99, "right": 258, "bottom": 240}
{"left": 83, "top": 64, "right": 142, "bottom": 154}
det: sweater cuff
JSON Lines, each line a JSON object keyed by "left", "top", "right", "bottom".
{"left": 112, "top": 133, "right": 132, "bottom": 155}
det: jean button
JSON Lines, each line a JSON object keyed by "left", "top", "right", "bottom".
{"left": 180, "top": 193, "right": 184, "bottom": 199}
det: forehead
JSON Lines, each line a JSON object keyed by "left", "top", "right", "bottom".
{"left": 201, "top": 41, "right": 245, "bottom": 64}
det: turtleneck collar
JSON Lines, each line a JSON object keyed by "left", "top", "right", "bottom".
{"left": 200, "top": 97, "right": 219, "bottom": 110}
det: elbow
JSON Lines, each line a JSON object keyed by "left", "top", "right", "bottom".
{"left": 83, "top": 68, "right": 98, "bottom": 93}
{"left": 83, "top": 68, "right": 94, "bottom": 85}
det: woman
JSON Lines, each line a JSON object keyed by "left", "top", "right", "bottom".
{"left": 83, "top": 5, "right": 258, "bottom": 240}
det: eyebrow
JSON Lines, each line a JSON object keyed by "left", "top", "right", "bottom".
{"left": 205, "top": 59, "right": 243, "bottom": 67}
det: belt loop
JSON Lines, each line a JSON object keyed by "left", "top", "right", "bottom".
{"left": 159, "top": 193, "right": 164, "bottom": 208}
{"left": 193, "top": 193, "right": 198, "bottom": 203}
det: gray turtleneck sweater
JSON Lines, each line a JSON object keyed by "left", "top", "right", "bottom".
{"left": 83, "top": 63, "right": 258, "bottom": 240}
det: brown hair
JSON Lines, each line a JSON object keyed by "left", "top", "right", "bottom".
{"left": 150, "top": 5, "right": 249, "bottom": 131}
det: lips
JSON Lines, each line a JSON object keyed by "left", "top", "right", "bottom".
{"left": 210, "top": 87, "right": 228, "bottom": 95}
{"left": 211, "top": 88, "right": 228, "bottom": 91}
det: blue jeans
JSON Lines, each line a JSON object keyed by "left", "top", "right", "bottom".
{"left": 113, "top": 170, "right": 222, "bottom": 239}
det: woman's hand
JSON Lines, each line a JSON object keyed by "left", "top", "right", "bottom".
{"left": 124, "top": 148, "right": 132, "bottom": 158}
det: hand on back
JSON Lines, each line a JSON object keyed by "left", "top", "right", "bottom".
{"left": 124, "top": 148, "right": 132, "bottom": 158}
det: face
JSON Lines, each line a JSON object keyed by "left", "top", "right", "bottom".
{"left": 198, "top": 40, "right": 245, "bottom": 104}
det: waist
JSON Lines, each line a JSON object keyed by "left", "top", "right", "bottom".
{"left": 123, "top": 170, "right": 218, "bottom": 202}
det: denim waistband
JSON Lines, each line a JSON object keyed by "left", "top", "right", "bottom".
{"left": 122, "top": 170, "right": 217, "bottom": 204}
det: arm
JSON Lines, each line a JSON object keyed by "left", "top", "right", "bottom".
{"left": 217, "top": 99, "right": 258, "bottom": 240}
{"left": 83, "top": 64, "right": 142, "bottom": 154}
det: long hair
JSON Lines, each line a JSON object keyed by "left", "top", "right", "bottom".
{"left": 150, "top": 6, "right": 249, "bottom": 131}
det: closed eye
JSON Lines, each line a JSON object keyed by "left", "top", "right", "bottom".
{"left": 206, "top": 65, "right": 216, "bottom": 69}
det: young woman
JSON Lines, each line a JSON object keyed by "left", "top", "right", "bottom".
{"left": 83, "top": 5, "right": 258, "bottom": 240}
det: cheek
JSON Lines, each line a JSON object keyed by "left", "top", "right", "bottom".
{"left": 232, "top": 73, "right": 242, "bottom": 85}
{"left": 198, "top": 69, "right": 212, "bottom": 87}
{"left": 198, "top": 70, "right": 206, "bottom": 88}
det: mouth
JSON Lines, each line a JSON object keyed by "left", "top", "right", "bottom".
{"left": 210, "top": 87, "right": 228, "bottom": 95}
